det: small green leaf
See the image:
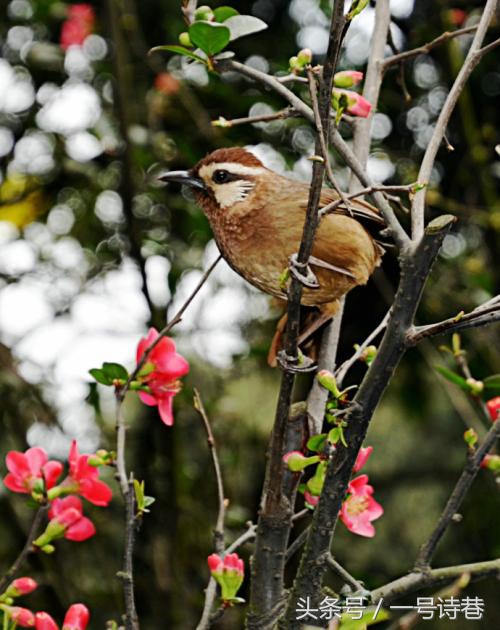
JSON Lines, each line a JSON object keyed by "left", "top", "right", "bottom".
{"left": 224, "top": 15, "right": 267, "bottom": 41}
{"left": 435, "top": 366, "right": 469, "bottom": 391}
{"left": 189, "top": 21, "right": 231, "bottom": 56}
{"left": 339, "top": 607, "right": 390, "bottom": 628}
{"left": 102, "top": 362, "right": 129, "bottom": 381}
{"left": 307, "top": 434, "right": 327, "bottom": 452}
{"left": 213, "top": 6, "right": 239, "bottom": 22}
{"left": 149, "top": 45, "right": 207, "bottom": 64}
{"left": 484, "top": 374, "right": 500, "bottom": 389}
{"left": 328, "top": 427, "right": 341, "bottom": 444}
{"left": 89, "top": 368, "right": 112, "bottom": 386}
{"left": 347, "top": 0, "right": 369, "bottom": 20}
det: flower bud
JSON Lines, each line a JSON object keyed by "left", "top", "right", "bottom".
{"left": 282, "top": 451, "right": 320, "bottom": 472}
{"left": 2, "top": 605, "right": 36, "bottom": 627}
{"left": 208, "top": 553, "right": 244, "bottom": 602}
{"left": 463, "top": 428, "right": 478, "bottom": 448}
{"left": 361, "top": 345, "right": 377, "bottom": 365}
{"left": 288, "top": 55, "right": 300, "bottom": 71}
{"left": 486, "top": 397, "right": 500, "bottom": 422}
{"left": 5, "top": 577, "right": 38, "bottom": 598}
{"left": 333, "top": 70, "right": 363, "bottom": 88}
{"left": 62, "top": 604, "right": 90, "bottom": 630}
{"left": 332, "top": 89, "right": 372, "bottom": 118}
{"left": 481, "top": 454, "right": 500, "bottom": 471}
{"left": 466, "top": 378, "right": 484, "bottom": 395}
{"left": 35, "top": 612, "right": 59, "bottom": 630}
{"left": 317, "top": 370, "right": 341, "bottom": 398}
{"left": 179, "top": 32, "right": 192, "bottom": 47}
{"left": 304, "top": 490, "right": 319, "bottom": 507}
{"left": 207, "top": 554, "right": 223, "bottom": 576}
{"left": 297, "top": 48, "right": 312, "bottom": 65}
{"left": 194, "top": 5, "right": 214, "bottom": 21}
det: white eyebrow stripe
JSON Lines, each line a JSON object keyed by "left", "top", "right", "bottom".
{"left": 199, "top": 163, "right": 266, "bottom": 178}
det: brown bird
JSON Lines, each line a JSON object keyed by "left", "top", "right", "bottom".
{"left": 160, "top": 147, "right": 385, "bottom": 366}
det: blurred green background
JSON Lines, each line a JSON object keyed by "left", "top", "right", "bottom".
{"left": 0, "top": 0, "right": 499, "bottom": 628}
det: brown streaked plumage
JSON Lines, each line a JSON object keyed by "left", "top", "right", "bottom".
{"left": 159, "top": 147, "right": 384, "bottom": 356}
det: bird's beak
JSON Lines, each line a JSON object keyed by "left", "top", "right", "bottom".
{"left": 157, "top": 169, "right": 206, "bottom": 191}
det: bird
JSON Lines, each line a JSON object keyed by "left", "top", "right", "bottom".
{"left": 159, "top": 147, "right": 385, "bottom": 366}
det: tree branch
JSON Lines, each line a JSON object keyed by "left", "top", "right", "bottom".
{"left": 326, "top": 554, "right": 364, "bottom": 592}
{"left": 372, "top": 558, "right": 500, "bottom": 604}
{"left": 212, "top": 108, "right": 301, "bottom": 128}
{"left": 415, "top": 418, "right": 500, "bottom": 569}
{"left": 411, "top": 0, "right": 498, "bottom": 240}
{"left": 382, "top": 25, "right": 479, "bottom": 69}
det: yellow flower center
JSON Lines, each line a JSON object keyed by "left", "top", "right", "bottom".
{"left": 346, "top": 495, "right": 369, "bottom": 516}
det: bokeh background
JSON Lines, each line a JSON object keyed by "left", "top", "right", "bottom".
{"left": 0, "top": 0, "right": 499, "bottom": 628}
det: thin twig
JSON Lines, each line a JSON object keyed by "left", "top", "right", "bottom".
{"left": 408, "top": 298, "right": 500, "bottom": 344}
{"left": 285, "top": 526, "right": 310, "bottom": 563}
{"left": 335, "top": 310, "right": 391, "bottom": 388}
{"left": 194, "top": 389, "right": 226, "bottom": 553}
{"left": 411, "top": 0, "right": 498, "bottom": 240}
{"left": 0, "top": 505, "right": 48, "bottom": 592}
{"left": 326, "top": 553, "right": 364, "bottom": 592}
{"left": 318, "top": 184, "right": 416, "bottom": 218}
{"left": 382, "top": 25, "right": 479, "bottom": 69}
{"left": 415, "top": 418, "right": 500, "bottom": 569}
{"left": 212, "top": 108, "right": 301, "bottom": 128}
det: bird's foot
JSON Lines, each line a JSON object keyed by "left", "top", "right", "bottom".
{"left": 289, "top": 253, "right": 320, "bottom": 289}
{"left": 276, "top": 350, "right": 317, "bottom": 373}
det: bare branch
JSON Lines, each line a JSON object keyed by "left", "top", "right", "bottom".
{"left": 382, "top": 25, "right": 479, "bottom": 69}
{"left": 326, "top": 554, "right": 364, "bottom": 592}
{"left": 335, "top": 309, "right": 391, "bottom": 388}
{"left": 318, "top": 184, "right": 417, "bottom": 218}
{"left": 372, "top": 558, "right": 500, "bottom": 604}
{"left": 415, "top": 418, "right": 500, "bottom": 569}
{"left": 411, "top": 0, "right": 498, "bottom": 240}
{"left": 408, "top": 298, "right": 500, "bottom": 344}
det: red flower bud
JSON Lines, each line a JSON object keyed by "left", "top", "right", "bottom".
{"left": 7, "top": 606, "right": 36, "bottom": 627}
{"left": 62, "top": 604, "right": 90, "bottom": 630}
{"left": 35, "top": 612, "right": 59, "bottom": 630}
{"left": 486, "top": 397, "right": 500, "bottom": 422}
{"left": 7, "top": 577, "right": 38, "bottom": 597}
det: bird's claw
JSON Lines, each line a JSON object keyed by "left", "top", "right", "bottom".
{"left": 289, "top": 253, "right": 320, "bottom": 289}
{"left": 276, "top": 350, "right": 317, "bottom": 373}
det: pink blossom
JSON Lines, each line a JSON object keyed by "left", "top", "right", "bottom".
{"left": 304, "top": 491, "right": 319, "bottom": 507}
{"left": 62, "top": 604, "right": 90, "bottom": 630}
{"left": 136, "top": 328, "right": 190, "bottom": 426}
{"left": 353, "top": 446, "right": 373, "bottom": 472}
{"left": 333, "top": 89, "right": 372, "bottom": 118}
{"left": 48, "top": 496, "right": 96, "bottom": 542}
{"left": 486, "top": 397, "right": 500, "bottom": 422}
{"left": 340, "top": 474, "right": 383, "bottom": 538}
{"left": 66, "top": 440, "right": 112, "bottom": 507}
{"left": 208, "top": 553, "right": 244, "bottom": 601}
{"left": 3, "top": 447, "right": 63, "bottom": 496}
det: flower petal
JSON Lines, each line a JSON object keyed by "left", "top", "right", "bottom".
{"left": 136, "top": 328, "right": 159, "bottom": 363}
{"left": 3, "top": 473, "right": 29, "bottom": 493}
{"left": 62, "top": 603, "right": 90, "bottom": 630}
{"left": 158, "top": 394, "right": 175, "bottom": 426}
{"left": 139, "top": 391, "right": 158, "bottom": 406}
{"left": 80, "top": 479, "right": 112, "bottom": 507}
{"left": 25, "top": 447, "right": 48, "bottom": 475}
{"left": 35, "top": 611, "right": 59, "bottom": 630}
{"left": 49, "top": 496, "right": 83, "bottom": 519}
{"left": 65, "top": 517, "right": 96, "bottom": 542}
{"left": 43, "top": 461, "right": 64, "bottom": 489}
{"left": 6, "top": 451, "right": 31, "bottom": 479}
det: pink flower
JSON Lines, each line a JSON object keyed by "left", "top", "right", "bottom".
{"left": 47, "top": 496, "right": 96, "bottom": 542}
{"left": 340, "top": 474, "right": 383, "bottom": 538}
{"left": 6, "top": 577, "right": 38, "bottom": 597}
{"left": 3, "top": 447, "right": 63, "bottom": 496}
{"left": 60, "top": 4, "right": 95, "bottom": 50}
{"left": 62, "top": 604, "right": 90, "bottom": 630}
{"left": 35, "top": 613, "right": 59, "bottom": 630}
{"left": 207, "top": 553, "right": 244, "bottom": 601}
{"left": 486, "top": 397, "right": 500, "bottom": 422}
{"left": 333, "top": 70, "right": 364, "bottom": 88}
{"left": 136, "top": 328, "right": 190, "bottom": 426}
{"left": 66, "top": 440, "right": 112, "bottom": 507}
{"left": 353, "top": 446, "right": 373, "bottom": 473}
{"left": 5, "top": 606, "right": 35, "bottom": 627}
{"left": 333, "top": 89, "right": 372, "bottom": 118}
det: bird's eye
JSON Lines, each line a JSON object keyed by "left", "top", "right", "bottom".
{"left": 212, "top": 169, "right": 230, "bottom": 184}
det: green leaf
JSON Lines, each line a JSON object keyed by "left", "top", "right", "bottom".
{"left": 307, "top": 434, "right": 327, "bottom": 452}
{"left": 339, "top": 607, "right": 390, "bottom": 629}
{"left": 484, "top": 374, "right": 500, "bottom": 389}
{"left": 434, "top": 366, "right": 469, "bottom": 391}
{"left": 213, "top": 6, "right": 239, "bottom": 22}
{"left": 224, "top": 15, "right": 267, "bottom": 41}
{"left": 89, "top": 368, "right": 112, "bottom": 386}
{"left": 189, "top": 21, "right": 231, "bottom": 56}
{"left": 102, "top": 362, "right": 129, "bottom": 381}
{"left": 149, "top": 45, "right": 207, "bottom": 64}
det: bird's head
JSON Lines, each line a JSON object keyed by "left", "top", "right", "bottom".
{"left": 158, "top": 148, "right": 267, "bottom": 218}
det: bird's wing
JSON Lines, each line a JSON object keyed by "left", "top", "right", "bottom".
{"left": 318, "top": 188, "right": 386, "bottom": 226}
